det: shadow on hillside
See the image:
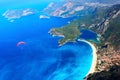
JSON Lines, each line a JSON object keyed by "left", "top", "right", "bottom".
{"left": 85, "top": 65, "right": 120, "bottom": 80}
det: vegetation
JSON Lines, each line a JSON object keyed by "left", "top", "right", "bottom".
{"left": 51, "top": 12, "right": 103, "bottom": 45}
{"left": 51, "top": 11, "right": 104, "bottom": 45}
{"left": 103, "top": 14, "right": 120, "bottom": 49}
{"left": 85, "top": 4, "right": 120, "bottom": 80}
{"left": 54, "top": 19, "right": 80, "bottom": 45}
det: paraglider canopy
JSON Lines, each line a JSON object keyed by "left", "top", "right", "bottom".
{"left": 17, "top": 41, "right": 26, "bottom": 46}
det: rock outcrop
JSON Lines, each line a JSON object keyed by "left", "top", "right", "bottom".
{"left": 84, "top": 66, "right": 120, "bottom": 80}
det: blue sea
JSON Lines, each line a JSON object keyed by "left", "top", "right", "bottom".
{"left": 80, "top": 30, "right": 98, "bottom": 41}
{"left": 0, "top": 1, "right": 97, "bottom": 80}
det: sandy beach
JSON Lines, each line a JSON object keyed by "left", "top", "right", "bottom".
{"left": 77, "top": 39, "right": 97, "bottom": 75}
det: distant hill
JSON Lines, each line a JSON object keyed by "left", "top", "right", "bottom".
{"left": 43, "top": 2, "right": 104, "bottom": 18}
{"left": 64, "top": 0, "right": 120, "bottom": 4}
{"left": 43, "top": 0, "right": 120, "bottom": 18}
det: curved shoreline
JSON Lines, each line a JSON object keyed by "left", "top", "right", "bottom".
{"left": 77, "top": 39, "right": 97, "bottom": 75}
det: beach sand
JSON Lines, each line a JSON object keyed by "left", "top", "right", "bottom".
{"left": 77, "top": 39, "right": 97, "bottom": 75}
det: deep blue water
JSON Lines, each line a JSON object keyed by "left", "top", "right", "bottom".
{"left": 0, "top": 1, "right": 95, "bottom": 80}
{"left": 80, "top": 29, "right": 98, "bottom": 41}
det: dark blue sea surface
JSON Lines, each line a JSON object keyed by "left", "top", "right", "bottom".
{"left": 80, "top": 29, "right": 98, "bottom": 40}
{"left": 0, "top": 1, "right": 93, "bottom": 80}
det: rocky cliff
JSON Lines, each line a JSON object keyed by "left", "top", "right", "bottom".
{"left": 85, "top": 66, "right": 120, "bottom": 80}
{"left": 85, "top": 4, "right": 120, "bottom": 80}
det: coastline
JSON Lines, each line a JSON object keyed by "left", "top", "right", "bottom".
{"left": 77, "top": 39, "right": 97, "bottom": 75}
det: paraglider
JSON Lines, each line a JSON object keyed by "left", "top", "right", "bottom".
{"left": 16, "top": 41, "right": 26, "bottom": 46}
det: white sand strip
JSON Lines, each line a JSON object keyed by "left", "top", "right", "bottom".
{"left": 77, "top": 39, "right": 97, "bottom": 75}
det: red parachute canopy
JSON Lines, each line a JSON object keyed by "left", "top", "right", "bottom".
{"left": 17, "top": 41, "right": 26, "bottom": 46}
